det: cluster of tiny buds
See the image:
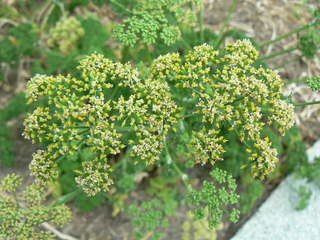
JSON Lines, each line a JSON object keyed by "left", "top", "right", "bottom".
{"left": 47, "top": 16, "right": 85, "bottom": 55}
{"left": 151, "top": 39, "right": 295, "bottom": 178}
{"left": 307, "top": 75, "right": 320, "bottom": 92}
{"left": 113, "top": 0, "right": 198, "bottom": 46}
{"left": 0, "top": 174, "right": 72, "bottom": 240}
{"left": 24, "top": 53, "right": 179, "bottom": 196}
{"left": 24, "top": 39, "right": 295, "bottom": 196}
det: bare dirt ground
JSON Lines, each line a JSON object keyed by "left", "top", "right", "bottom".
{"left": 1, "top": 0, "right": 319, "bottom": 239}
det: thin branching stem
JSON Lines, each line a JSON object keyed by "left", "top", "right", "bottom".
{"left": 272, "top": 57, "right": 300, "bottom": 70}
{"left": 0, "top": 191, "right": 78, "bottom": 240}
{"left": 259, "top": 46, "right": 297, "bottom": 61}
{"left": 164, "top": 137, "right": 190, "bottom": 189}
{"left": 50, "top": 188, "right": 82, "bottom": 207}
{"left": 285, "top": 77, "right": 307, "bottom": 85}
{"left": 112, "top": 147, "right": 132, "bottom": 171}
{"left": 214, "top": 0, "right": 239, "bottom": 48}
{"left": 259, "top": 20, "right": 320, "bottom": 48}
{"left": 293, "top": 101, "right": 320, "bottom": 107}
{"left": 110, "top": 0, "right": 133, "bottom": 15}
{"left": 198, "top": 0, "right": 205, "bottom": 43}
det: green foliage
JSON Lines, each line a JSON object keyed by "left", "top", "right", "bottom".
{"left": 0, "top": 93, "right": 30, "bottom": 167}
{"left": 58, "top": 150, "right": 107, "bottom": 211}
{"left": 32, "top": 50, "right": 79, "bottom": 75}
{"left": 219, "top": 126, "right": 306, "bottom": 214}
{"left": 0, "top": 174, "right": 72, "bottom": 240}
{"left": 147, "top": 175, "right": 179, "bottom": 216}
{"left": 0, "top": 38, "right": 19, "bottom": 64}
{"left": 306, "top": 75, "right": 320, "bottom": 92}
{"left": 217, "top": 131, "right": 248, "bottom": 177}
{"left": 298, "top": 26, "right": 320, "bottom": 58}
{"left": 0, "top": 123, "right": 15, "bottom": 167}
{"left": 155, "top": 41, "right": 294, "bottom": 178}
{"left": 10, "top": 23, "right": 39, "bottom": 56}
{"left": 312, "top": 7, "right": 320, "bottom": 19}
{"left": 32, "top": 16, "right": 114, "bottom": 76}
{"left": 24, "top": 52, "right": 178, "bottom": 195}
{"left": 118, "top": 28, "right": 219, "bottom": 65}
{"left": 0, "top": 23, "right": 39, "bottom": 66}
{"left": 47, "top": 16, "right": 85, "bottom": 55}
{"left": 297, "top": 157, "right": 320, "bottom": 187}
{"left": 113, "top": 0, "right": 199, "bottom": 46}
{"left": 80, "top": 17, "right": 112, "bottom": 56}
{"left": 293, "top": 153, "right": 320, "bottom": 211}
{"left": 295, "top": 185, "right": 312, "bottom": 211}
{"left": 76, "top": 192, "right": 106, "bottom": 212}
{"left": 239, "top": 176, "right": 264, "bottom": 214}
{"left": 66, "top": 0, "right": 106, "bottom": 11}
{"left": 283, "top": 127, "right": 308, "bottom": 174}
{"left": 187, "top": 168, "right": 240, "bottom": 228}
{"left": 128, "top": 199, "right": 169, "bottom": 240}
{"left": 23, "top": 41, "right": 294, "bottom": 202}
{"left": 0, "top": 2, "right": 20, "bottom": 20}
{"left": 0, "top": 93, "right": 30, "bottom": 122}
{"left": 116, "top": 174, "right": 137, "bottom": 194}
{"left": 0, "top": 73, "right": 4, "bottom": 82}
{"left": 2, "top": 0, "right": 317, "bottom": 235}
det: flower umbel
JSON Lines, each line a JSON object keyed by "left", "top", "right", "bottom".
{"left": 0, "top": 174, "right": 72, "bottom": 240}
{"left": 24, "top": 53, "right": 179, "bottom": 196}
{"left": 24, "top": 40, "right": 295, "bottom": 196}
{"left": 151, "top": 39, "right": 295, "bottom": 178}
{"left": 47, "top": 16, "right": 85, "bottom": 55}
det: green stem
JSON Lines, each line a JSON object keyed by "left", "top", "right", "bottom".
{"left": 50, "top": 189, "right": 82, "bottom": 207}
{"left": 272, "top": 57, "right": 299, "bottom": 70}
{"left": 285, "top": 77, "right": 307, "bottom": 85}
{"left": 116, "top": 126, "right": 133, "bottom": 132}
{"left": 198, "top": 0, "right": 205, "bottom": 43}
{"left": 181, "top": 37, "right": 192, "bottom": 50}
{"left": 293, "top": 101, "right": 320, "bottom": 107}
{"left": 112, "top": 147, "right": 132, "bottom": 170}
{"left": 214, "top": 0, "right": 239, "bottom": 48}
{"left": 163, "top": 137, "right": 172, "bottom": 164}
{"left": 121, "top": 147, "right": 132, "bottom": 173}
{"left": 164, "top": 138, "right": 190, "bottom": 189}
{"left": 230, "top": 96, "right": 245, "bottom": 105}
{"left": 183, "top": 113, "right": 196, "bottom": 119}
{"left": 53, "top": 0, "right": 66, "bottom": 18}
{"left": 109, "top": 85, "right": 120, "bottom": 100}
{"left": 259, "top": 46, "right": 297, "bottom": 61}
{"left": 172, "top": 161, "right": 184, "bottom": 177}
{"left": 172, "top": 162, "right": 191, "bottom": 190}
{"left": 110, "top": 0, "right": 133, "bottom": 15}
{"left": 177, "top": 24, "right": 192, "bottom": 50}
{"left": 259, "top": 20, "right": 319, "bottom": 48}
{"left": 78, "top": 129, "right": 90, "bottom": 135}
{"left": 40, "top": 3, "right": 54, "bottom": 32}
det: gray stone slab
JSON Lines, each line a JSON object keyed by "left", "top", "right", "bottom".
{"left": 232, "top": 141, "right": 320, "bottom": 240}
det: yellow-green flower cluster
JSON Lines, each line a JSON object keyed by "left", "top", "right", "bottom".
{"left": 47, "top": 16, "right": 85, "bottom": 55}
{"left": 24, "top": 53, "right": 179, "bottom": 196}
{"left": 24, "top": 39, "right": 294, "bottom": 194}
{"left": 190, "top": 129, "right": 227, "bottom": 165}
{"left": 0, "top": 173, "right": 22, "bottom": 192}
{"left": 151, "top": 39, "right": 295, "bottom": 178}
{"left": 0, "top": 174, "right": 72, "bottom": 240}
